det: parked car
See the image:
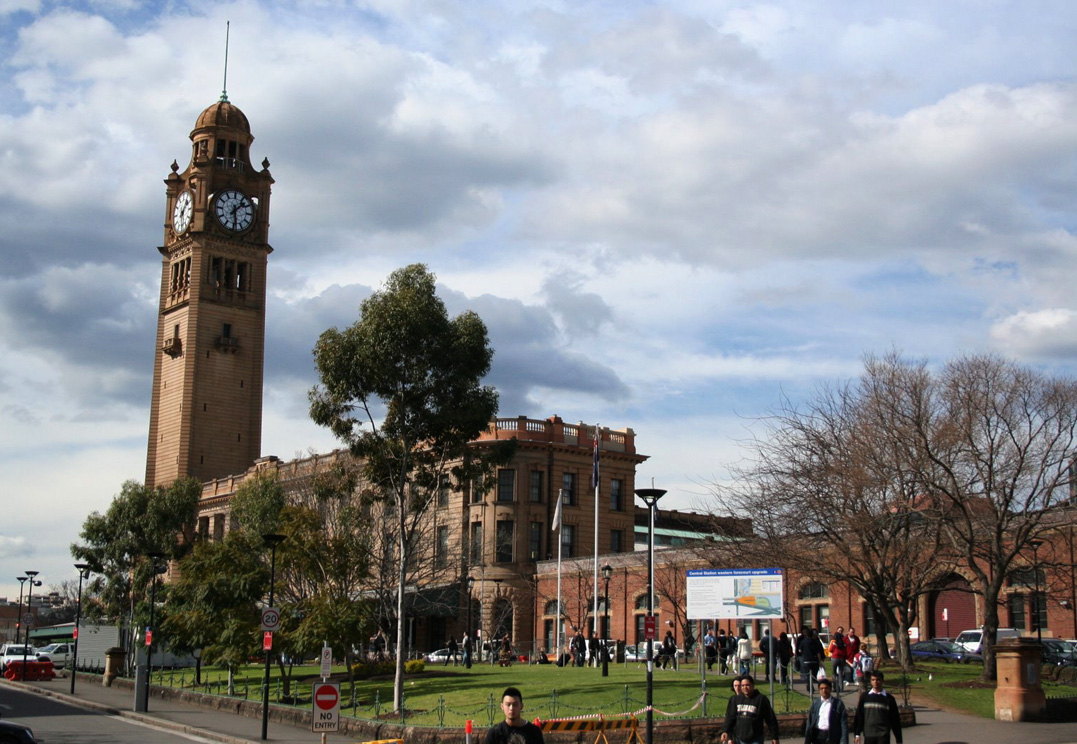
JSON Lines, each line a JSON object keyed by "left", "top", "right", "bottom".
{"left": 910, "top": 640, "right": 982, "bottom": 663}
{"left": 0, "top": 714, "right": 37, "bottom": 744}
{"left": 624, "top": 641, "right": 684, "bottom": 663}
{"left": 34, "top": 642, "right": 72, "bottom": 669}
{"left": 954, "top": 628, "right": 1019, "bottom": 654}
{"left": 0, "top": 644, "right": 37, "bottom": 672}
{"left": 424, "top": 648, "right": 454, "bottom": 663}
{"left": 1041, "top": 638, "right": 1077, "bottom": 667}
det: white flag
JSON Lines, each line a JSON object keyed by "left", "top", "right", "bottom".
{"left": 552, "top": 489, "right": 563, "bottom": 532}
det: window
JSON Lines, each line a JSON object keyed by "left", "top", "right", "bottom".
{"left": 799, "top": 606, "right": 814, "bottom": 630}
{"left": 1008, "top": 594, "right": 1027, "bottom": 631}
{"left": 863, "top": 603, "right": 878, "bottom": 637}
{"left": 436, "top": 526, "right": 450, "bottom": 568}
{"left": 610, "top": 479, "right": 624, "bottom": 511}
{"left": 1009, "top": 567, "right": 1044, "bottom": 588}
{"left": 560, "top": 524, "right": 575, "bottom": 558}
{"left": 562, "top": 473, "right": 576, "bottom": 506}
{"left": 222, "top": 323, "right": 232, "bottom": 339}
{"left": 497, "top": 470, "right": 515, "bottom": 502}
{"left": 529, "top": 471, "right": 543, "bottom": 503}
{"left": 471, "top": 477, "right": 483, "bottom": 504}
{"left": 469, "top": 522, "right": 482, "bottom": 564}
{"left": 798, "top": 582, "right": 829, "bottom": 599}
{"left": 544, "top": 600, "right": 563, "bottom": 616}
{"left": 437, "top": 479, "right": 450, "bottom": 507}
{"left": 529, "top": 522, "right": 543, "bottom": 561}
{"left": 1032, "top": 593, "right": 1048, "bottom": 632}
{"left": 610, "top": 529, "right": 623, "bottom": 553}
{"left": 496, "top": 520, "right": 514, "bottom": 563}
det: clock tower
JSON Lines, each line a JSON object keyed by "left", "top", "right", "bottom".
{"left": 145, "top": 94, "right": 274, "bottom": 488}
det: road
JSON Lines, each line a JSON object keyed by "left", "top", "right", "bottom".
{"left": 0, "top": 685, "right": 222, "bottom": 744}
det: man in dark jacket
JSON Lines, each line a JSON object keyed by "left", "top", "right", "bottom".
{"left": 720, "top": 676, "right": 779, "bottom": 744}
{"left": 853, "top": 671, "right": 902, "bottom": 744}
{"left": 804, "top": 678, "right": 848, "bottom": 744}
{"left": 798, "top": 629, "right": 824, "bottom": 693}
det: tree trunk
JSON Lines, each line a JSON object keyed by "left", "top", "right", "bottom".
{"left": 393, "top": 497, "right": 407, "bottom": 713}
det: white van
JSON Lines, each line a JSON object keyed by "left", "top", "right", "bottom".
{"left": 954, "top": 628, "right": 1020, "bottom": 653}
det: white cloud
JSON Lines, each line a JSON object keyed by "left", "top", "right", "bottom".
{"left": 3, "top": 0, "right": 1077, "bottom": 600}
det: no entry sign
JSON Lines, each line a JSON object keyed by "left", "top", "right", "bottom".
{"left": 312, "top": 682, "right": 340, "bottom": 732}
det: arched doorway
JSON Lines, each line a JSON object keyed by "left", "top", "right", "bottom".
{"left": 930, "top": 575, "right": 976, "bottom": 639}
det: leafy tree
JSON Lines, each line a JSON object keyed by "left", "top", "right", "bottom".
{"left": 161, "top": 532, "right": 267, "bottom": 687}
{"left": 71, "top": 477, "right": 201, "bottom": 661}
{"left": 309, "top": 264, "right": 512, "bottom": 711}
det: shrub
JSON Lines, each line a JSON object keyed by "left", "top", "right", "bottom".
{"left": 349, "top": 660, "right": 395, "bottom": 679}
{"left": 405, "top": 659, "right": 425, "bottom": 674}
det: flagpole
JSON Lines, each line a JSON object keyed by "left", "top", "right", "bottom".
{"left": 592, "top": 424, "right": 600, "bottom": 665}
{"left": 555, "top": 489, "right": 564, "bottom": 664}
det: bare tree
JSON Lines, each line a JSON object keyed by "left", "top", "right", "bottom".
{"left": 904, "top": 353, "right": 1077, "bottom": 680}
{"left": 710, "top": 352, "right": 954, "bottom": 670}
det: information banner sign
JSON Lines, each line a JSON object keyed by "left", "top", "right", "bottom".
{"left": 686, "top": 568, "right": 783, "bottom": 619}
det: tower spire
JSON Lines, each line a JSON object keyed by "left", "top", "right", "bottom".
{"left": 220, "top": 21, "right": 230, "bottom": 102}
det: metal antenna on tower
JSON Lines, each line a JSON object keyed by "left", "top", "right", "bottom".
{"left": 220, "top": 21, "right": 231, "bottom": 102}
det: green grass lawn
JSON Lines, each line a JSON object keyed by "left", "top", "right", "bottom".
{"left": 161, "top": 659, "right": 812, "bottom": 727}
{"left": 155, "top": 658, "right": 1077, "bottom": 725}
{"left": 875, "top": 660, "right": 1077, "bottom": 719}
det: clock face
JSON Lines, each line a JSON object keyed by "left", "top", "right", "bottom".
{"left": 214, "top": 189, "right": 255, "bottom": 232}
{"left": 172, "top": 191, "right": 193, "bottom": 234}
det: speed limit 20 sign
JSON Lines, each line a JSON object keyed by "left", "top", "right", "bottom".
{"left": 261, "top": 607, "right": 280, "bottom": 632}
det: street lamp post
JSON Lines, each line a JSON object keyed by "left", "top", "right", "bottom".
{"left": 635, "top": 488, "right": 665, "bottom": 744}
{"left": 14, "top": 576, "right": 27, "bottom": 644}
{"left": 261, "top": 534, "right": 286, "bottom": 741}
{"left": 21, "top": 571, "right": 40, "bottom": 681}
{"left": 465, "top": 576, "right": 475, "bottom": 669}
{"left": 602, "top": 563, "right": 612, "bottom": 677}
{"left": 144, "top": 554, "right": 167, "bottom": 711}
{"left": 1029, "top": 539, "right": 1045, "bottom": 644}
{"left": 70, "top": 564, "right": 91, "bottom": 694}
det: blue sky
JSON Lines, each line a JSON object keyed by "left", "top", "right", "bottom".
{"left": 2, "top": 0, "right": 1076, "bottom": 601}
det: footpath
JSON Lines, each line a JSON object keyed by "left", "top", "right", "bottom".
{"left": 4, "top": 673, "right": 1077, "bottom": 743}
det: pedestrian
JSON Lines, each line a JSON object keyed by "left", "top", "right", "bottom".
{"left": 736, "top": 629, "right": 753, "bottom": 676}
{"left": 828, "top": 630, "right": 848, "bottom": 692}
{"left": 704, "top": 626, "right": 718, "bottom": 671}
{"left": 799, "top": 628, "right": 824, "bottom": 693}
{"left": 661, "top": 629, "right": 678, "bottom": 670}
{"left": 463, "top": 632, "right": 472, "bottom": 667}
{"left": 759, "top": 628, "right": 778, "bottom": 682}
{"left": 572, "top": 629, "right": 585, "bottom": 667}
{"left": 852, "top": 671, "right": 902, "bottom": 744}
{"left": 778, "top": 631, "right": 793, "bottom": 686}
{"left": 718, "top": 629, "right": 731, "bottom": 674}
{"left": 483, "top": 686, "right": 545, "bottom": 744}
{"left": 447, "top": 636, "right": 459, "bottom": 666}
{"left": 804, "top": 678, "right": 848, "bottom": 744}
{"left": 720, "top": 676, "right": 780, "bottom": 744}
{"left": 846, "top": 627, "right": 861, "bottom": 660}
{"left": 853, "top": 649, "right": 873, "bottom": 692}
{"left": 724, "top": 675, "right": 744, "bottom": 722}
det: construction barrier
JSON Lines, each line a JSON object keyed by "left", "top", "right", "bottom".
{"left": 540, "top": 715, "right": 643, "bottom": 744}
{"left": 3, "top": 660, "right": 56, "bottom": 681}
{"left": 360, "top": 739, "right": 403, "bottom": 744}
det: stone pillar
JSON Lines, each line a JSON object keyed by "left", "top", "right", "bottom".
{"left": 103, "top": 646, "right": 126, "bottom": 687}
{"left": 994, "top": 637, "right": 1046, "bottom": 721}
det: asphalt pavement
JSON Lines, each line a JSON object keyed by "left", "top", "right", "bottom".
{"left": 2, "top": 672, "right": 1077, "bottom": 743}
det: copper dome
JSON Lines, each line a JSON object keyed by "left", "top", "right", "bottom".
{"left": 194, "top": 99, "right": 251, "bottom": 134}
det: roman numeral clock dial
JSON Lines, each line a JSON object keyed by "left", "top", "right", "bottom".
{"left": 214, "top": 189, "right": 255, "bottom": 232}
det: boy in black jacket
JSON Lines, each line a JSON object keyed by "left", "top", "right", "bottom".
{"left": 853, "top": 671, "right": 902, "bottom": 744}
{"left": 720, "top": 676, "right": 780, "bottom": 744}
